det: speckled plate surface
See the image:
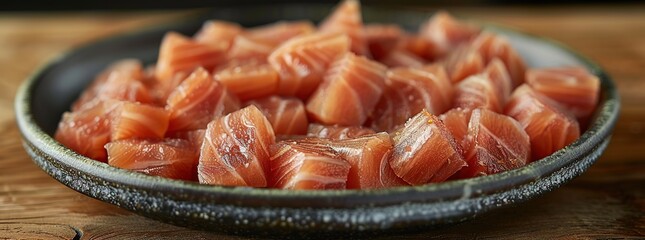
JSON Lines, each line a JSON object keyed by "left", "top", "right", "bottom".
{"left": 15, "top": 3, "right": 619, "bottom": 237}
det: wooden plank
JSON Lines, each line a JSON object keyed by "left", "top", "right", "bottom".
{"left": 0, "top": 6, "right": 643, "bottom": 238}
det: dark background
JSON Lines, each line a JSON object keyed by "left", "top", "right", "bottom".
{"left": 1, "top": 0, "right": 641, "bottom": 11}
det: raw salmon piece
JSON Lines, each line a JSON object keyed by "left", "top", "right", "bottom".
{"left": 226, "top": 35, "right": 274, "bottom": 62}
{"left": 389, "top": 110, "right": 466, "bottom": 184}
{"left": 72, "top": 59, "right": 151, "bottom": 111}
{"left": 505, "top": 85, "right": 580, "bottom": 161}
{"left": 439, "top": 107, "right": 473, "bottom": 153}
{"left": 268, "top": 32, "right": 350, "bottom": 98}
{"left": 455, "top": 109, "right": 530, "bottom": 178}
{"left": 443, "top": 45, "right": 485, "bottom": 83}
{"left": 167, "top": 129, "right": 206, "bottom": 153}
{"left": 306, "top": 52, "right": 387, "bottom": 126}
{"left": 55, "top": 100, "right": 118, "bottom": 162}
{"left": 471, "top": 32, "right": 526, "bottom": 87}
{"left": 454, "top": 74, "right": 504, "bottom": 112}
{"left": 397, "top": 35, "right": 439, "bottom": 61}
{"left": 481, "top": 58, "right": 513, "bottom": 104}
{"left": 526, "top": 66, "right": 600, "bottom": 120}
{"left": 269, "top": 141, "right": 350, "bottom": 190}
{"left": 364, "top": 24, "right": 404, "bottom": 60}
{"left": 246, "top": 96, "right": 309, "bottom": 135}
{"left": 245, "top": 21, "right": 315, "bottom": 47}
{"left": 302, "top": 133, "right": 407, "bottom": 189}
{"left": 380, "top": 49, "right": 426, "bottom": 68}
{"left": 106, "top": 139, "right": 198, "bottom": 181}
{"left": 419, "top": 11, "right": 480, "bottom": 58}
{"left": 194, "top": 20, "right": 242, "bottom": 50}
{"left": 319, "top": 0, "right": 370, "bottom": 56}
{"left": 369, "top": 66, "right": 453, "bottom": 132}
{"left": 214, "top": 60, "right": 279, "bottom": 101}
{"left": 166, "top": 68, "right": 241, "bottom": 133}
{"left": 155, "top": 32, "right": 227, "bottom": 84}
{"left": 110, "top": 101, "right": 169, "bottom": 141}
{"left": 307, "top": 123, "right": 375, "bottom": 140}
{"left": 198, "top": 105, "right": 275, "bottom": 187}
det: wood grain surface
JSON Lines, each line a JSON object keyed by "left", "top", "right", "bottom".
{"left": 1, "top": 6, "right": 644, "bottom": 239}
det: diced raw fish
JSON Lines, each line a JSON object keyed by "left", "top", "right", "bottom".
{"left": 167, "top": 129, "right": 206, "bottom": 153}
{"left": 245, "top": 21, "right": 315, "bottom": 47}
{"left": 106, "top": 139, "right": 198, "bottom": 181}
{"left": 526, "top": 66, "right": 600, "bottom": 120}
{"left": 110, "top": 101, "right": 169, "bottom": 141}
{"left": 454, "top": 74, "right": 503, "bottom": 112}
{"left": 455, "top": 109, "right": 530, "bottom": 178}
{"left": 214, "top": 60, "right": 279, "bottom": 101}
{"left": 246, "top": 96, "right": 309, "bottom": 135}
{"left": 268, "top": 33, "right": 350, "bottom": 98}
{"left": 443, "top": 45, "right": 485, "bottom": 83}
{"left": 419, "top": 11, "right": 480, "bottom": 58}
{"left": 380, "top": 49, "right": 426, "bottom": 68}
{"left": 364, "top": 24, "right": 404, "bottom": 60}
{"left": 306, "top": 52, "right": 387, "bottom": 126}
{"left": 319, "top": 0, "right": 370, "bottom": 56}
{"left": 439, "top": 107, "right": 473, "bottom": 152}
{"left": 369, "top": 66, "right": 453, "bottom": 132}
{"left": 505, "top": 85, "right": 580, "bottom": 161}
{"left": 481, "top": 58, "right": 513, "bottom": 104}
{"left": 155, "top": 32, "right": 227, "bottom": 84}
{"left": 226, "top": 35, "right": 274, "bottom": 62}
{"left": 55, "top": 100, "right": 118, "bottom": 162}
{"left": 389, "top": 110, "right": 466, "bottom": 184}
{"left": 397, "top": 35, "right": 439, "bottom": 61}
{"left": 72, "top": 59, "right": 151, "bottom": 111}
{"left": 471, "top": 32, "right": 526, "bottom": 87}
{"left": 304, "top": 133, "right": 408, "bottom": 189}
{"left": 198, "top": 105, "right": 275, "bottom": 187}
{"left": 194, "top": 20, "right": 242, "bottom": 50}
{"left": 307, "top": 123, "right": 375, "bottom": 140}
{"left": 269, "top": 141, "right": 350, "bottom": 190}
{"left": 165, "top": 68, "right": 241, "bottom": 133}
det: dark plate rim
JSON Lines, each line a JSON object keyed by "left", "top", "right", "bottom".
{"left": 15, "top": 10, "right": 620, "bottom": 208}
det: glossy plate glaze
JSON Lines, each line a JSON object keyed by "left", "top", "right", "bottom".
{"left": 15, "top": 3, "right": 619, "bottom": 238}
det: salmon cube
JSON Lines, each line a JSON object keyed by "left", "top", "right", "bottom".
{"left": 106, "top": 139, "right": 198, "bottom": 181}
{"left": 471, "top": 32, "right": 527, "bottom": 87}
{"left": 55, "top": 100, "right": 118, "bottom": 162}
{"left": 364, "top": 24, "right": 404, "bottom": 60}
{"left": 268, "top": 32, "right": 350, "bottom": 98}
{"left": 380, "top": 49, "right": 426, "bottom": 68}
{"left": 226, "top": 35, "right": 274, "bottom": 62}
{"left": 214, "top": 61, "right": 279, "bottom": 101}
{"left": 481, "top": 58, "right": 513, "bottom": 104}
{"left": 319, "top": 0, "right": 370, "bottom": 56}
{"left": 505, "top": 85, "right": 580, "bottom": 161}
{"left": 455, "top": 109, "right": 530, "bottom": 178}
{"left": 246, "top": 96, "right": 309, "bottom": 135}
{"left": 526, "top": 66, "right": 600, "bottom": 120}
{"left": 439, "top": 107, "right": 473, "bottom": 153}
{"left": 369, "top": 65, "right": 453, "bottom": 132}
{"left": 419, "top": 11, "right": 480, "bottom": 58}
{"left": 307, "top": 123, "right": 375, "bottom": 140}
{"left": 269, "top": 141, "right": 350, "bottom": 190}
{"left": 443, "top": 45, "right": 485, "bottom": 83}
{"left": 166, "top": 67, "right": 240, "bottom": 133}
{"left": 155, "top": 32, "right": 227, "bottom": 84}
{"left": 198, "top": 105, "right": 275, "bottom": 187}
{"left": 110, "top": 101, "right": 169, "bottom": 141}
{"left": 306, "top": 52, "right": 387, "bottom": 126}
{"left": 72, "top": 59, "right": 151, "bottom": 111}
{"left": 194, "top": 20, "right": 242, "bottom": 50}
{"left": 454, "top": 74, "right": 504, "bottom": 112}
{"left": 389, "top": 110, "right": 466, "bottom": 184}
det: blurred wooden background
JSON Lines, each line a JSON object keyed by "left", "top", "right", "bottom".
{"left": 0, "top": 5, "right": 643, "bottom": 239}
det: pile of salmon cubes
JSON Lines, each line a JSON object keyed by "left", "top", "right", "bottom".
{"left": 56, "top": 0, "right": 600, "bottom": 190}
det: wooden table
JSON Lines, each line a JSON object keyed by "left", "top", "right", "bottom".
{"left": 1, "top": 6, "right": 643, "bottom": 239}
